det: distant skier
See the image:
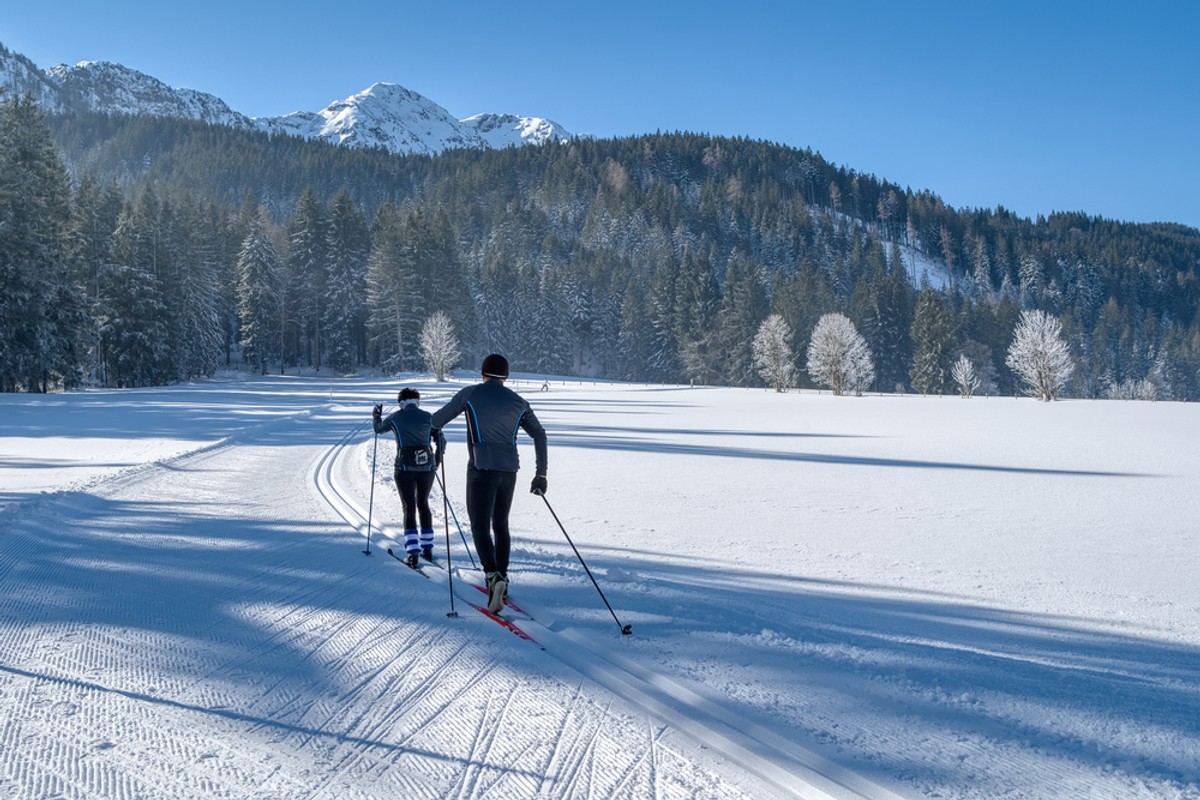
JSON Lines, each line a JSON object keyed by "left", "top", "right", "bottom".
{"left": 431, "top": 354, "right": 548, "bottom": 614}
{"left": 373, "top": 388, "right": 446, "bottom": 569}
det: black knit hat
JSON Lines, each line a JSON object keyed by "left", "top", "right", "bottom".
{"left": 481, "top": 353, "right": 509, "bottom": 379}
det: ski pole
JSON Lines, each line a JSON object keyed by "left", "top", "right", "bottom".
{"left": 441, "top": 458, "right": 458, "bottom": 618}
{"left": 364, "top": 421, "right": 378, "bottom": 556}
{"left": 435, "top": 469, "right": 478, "bottom": 569}
{"left": 538, "top": 494, "right": 632, "bottom": 636}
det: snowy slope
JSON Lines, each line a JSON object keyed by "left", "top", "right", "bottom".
{"left": 461, "top": 113, "right": 573, "bottom": 149}
{"left": 2, "top": 376, "right": 1199, "bottom": 799}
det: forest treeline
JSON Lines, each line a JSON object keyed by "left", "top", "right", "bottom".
{"left": 4, "top": 93, "right": 1199, "bottom": 399}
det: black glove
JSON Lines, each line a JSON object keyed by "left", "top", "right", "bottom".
{"left": 372, "top": 404, "right": 382, "bottom": 418}
{"left": 530, "top": 476, "right": 547, "bottom": 496}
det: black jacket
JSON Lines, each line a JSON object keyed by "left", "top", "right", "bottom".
{"left": 431, "top": 380, "right": 547, "bottom": 474}
{"left": 374, "top": 404, "right": 445, "bottom": 471}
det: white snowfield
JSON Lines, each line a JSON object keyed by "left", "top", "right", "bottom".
{"left": 1, "top": 375, "right": 1198, "bottom": 799}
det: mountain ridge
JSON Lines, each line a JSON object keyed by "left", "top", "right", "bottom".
{"left": 0, "top": 42, "right": 572, "bottom": 154}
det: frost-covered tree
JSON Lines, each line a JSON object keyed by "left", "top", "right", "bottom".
{"left": 420, "top": 311, "right": 460, "bottom": 382}
{"left": 951, "top": 354, "right": 981, "bottom": 399}
{"left": 806, "top": 312, "right": 875, "bottom": 396}
{"left": 1005, "top": 309, "right": 1074, "bottom": 401}
{"left": 752, "top": 314, "right": 796, "bottom": 392}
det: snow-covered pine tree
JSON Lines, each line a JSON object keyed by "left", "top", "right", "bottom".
{"left": 67, "top": 175, "right": 123, "bottom": 385}
{"left": 531, "top": 265, "right": 574, "bottom": 375}
{"left": 366, "top": 201, "right": 420, "bottom": 373}
{"left": 99, "top": 259, "right": 170, "bottom": 388}
{"left": 909, "top": 287, "right": 954, "bottom": 395}
{"left": 236, "top": 217, "right": 280, "bottom": 375}
{"left": 1005, "top": 308, "right": 1074, "bottom": 401}
{"left": 172, "top": 197, "right": 223, "bottom": 380}
{"left": 752, "top": 314, "right": 796, "bottom": 392}
{"left": 645, "top": 253, "right": 681, "bottom": 382}
{"left": 287, "top": 188, "right": 328, "bottom": 370}
{"left": 675, "top": 247, "right": 720, "bottom": 386}
{"left": 715, "top": 253, "right": 770, "bottom": 387}
{"left": 0, "top": 94, "right": 87, "bottom": 391}
{"left": 323, "top": 190, "right": 369, "bottom": 374}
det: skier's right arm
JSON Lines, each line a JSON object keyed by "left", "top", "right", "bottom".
{"left": 430, "top": 386, "right": 471, "bottom": 431}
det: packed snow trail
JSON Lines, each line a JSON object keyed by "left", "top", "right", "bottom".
{"left": 0, "top": 396, "right": 782, "bottom": 799}
{"left": 316, "top": 399, "right": 906, "bottom": 800}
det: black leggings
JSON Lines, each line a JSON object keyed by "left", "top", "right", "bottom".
{"left": 393, "top": 467, "right": 436, "bottom": 532}
{"left": 466, "top": 468, "right": 517, "bottom": 575}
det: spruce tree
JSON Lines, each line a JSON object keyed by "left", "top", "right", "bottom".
{"left": 286, "top": 187, "right": 328, "bottom": 370}
{"left": 909, "top": 288, "right": 955, "bottom": 395}
{"left": 0, "top": 94, "right": 87, "bottom": 391}
{"left": 323, "top": 189, "right": 369, "bottom": 373}
{"left": 237, "top": 217, "right": 280, "bottom": 375}
{"left": 366, "top": 201, "right": 420, "bottom": 372}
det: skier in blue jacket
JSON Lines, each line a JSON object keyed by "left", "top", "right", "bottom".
{"left": 373, "top": 387, "right": 446, "bottom": 568}
{"left": 431, "top": 354, "right": 547, "bottom": 613}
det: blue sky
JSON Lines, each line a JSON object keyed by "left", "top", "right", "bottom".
{"left": 4, "top": 1, "right": 1198, "bottom": 228}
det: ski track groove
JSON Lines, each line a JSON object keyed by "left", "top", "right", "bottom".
{"left": 3, "top": 401, "right": 806, "bottom": 800}
{"left": 321, "top": 418, "right": 804, "bottom": 800}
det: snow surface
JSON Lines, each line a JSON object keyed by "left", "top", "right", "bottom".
{"left": 2, "top": 375, "right": 1199, "bottom": 799}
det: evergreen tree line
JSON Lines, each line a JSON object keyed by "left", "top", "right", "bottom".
{"left": 4, "top": 96, "right": 1198, "bottom": 398}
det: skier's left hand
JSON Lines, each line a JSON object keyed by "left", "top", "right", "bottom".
{"left": 530, "top": 476, "right": 547, "bottom": 496}
{"left": 372, "top": 404, "right": 382, "bottom": 419}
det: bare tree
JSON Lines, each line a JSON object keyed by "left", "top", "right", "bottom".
{"left": 419, "top": 311, "right": 459, "bottom": 382}
{"left": 752, "top": 314, "right": 796, "bottom": 392}
{"left": 1005, "top": 309, "right": 1074, "bottom": 401}
{"left": 951, "top": 354, "right": 981, "bottom": 399}
{"left": 806, "top": 313, "right": 875, "bottom": 397}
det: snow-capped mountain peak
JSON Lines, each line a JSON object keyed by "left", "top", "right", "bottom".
{"left": 461, "top": 112, "right": 573, "bottom": 149}
{"left": 255, "top": 82, "right": 487, "bottom": 155}
{"left": 0, "top": 41, "right": 573, "bottom": 156}
{"left": 44, "top": 59, "right": 252, "bottom": 129}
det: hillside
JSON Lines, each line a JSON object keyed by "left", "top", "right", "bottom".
{"left": 38, "top": 106, "right": 1200, "bottom": 400}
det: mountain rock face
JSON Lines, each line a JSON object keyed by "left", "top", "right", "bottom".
{"left": 0, "top": 44, "right": 60, "bottom": 109}
{"left": 45, "top": 60, "right": 254, "bottom": 129}
{"left": 0, "top": 42, "right": 572, "bottom": 155}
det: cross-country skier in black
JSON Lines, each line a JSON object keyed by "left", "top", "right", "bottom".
{"left": 431, "top": 354, "right": 548, "bottom": 613}
{"left": 374, "top": 388, "right": 446, "bottom": 569}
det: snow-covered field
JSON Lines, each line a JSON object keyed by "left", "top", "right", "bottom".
{"left": 2, "top": 374, "right": 1198, "bottom": 799}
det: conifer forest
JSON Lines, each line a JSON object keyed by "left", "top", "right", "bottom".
{"left": 4, "top": 95, "right": 1199, "bottom": 400}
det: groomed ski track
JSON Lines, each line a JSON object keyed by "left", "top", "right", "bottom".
{"left": 316, "top": 405, "right": 905, "bottom": 800}
{"left": 0, "top": 394, "right": 904, "bottom": 800}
